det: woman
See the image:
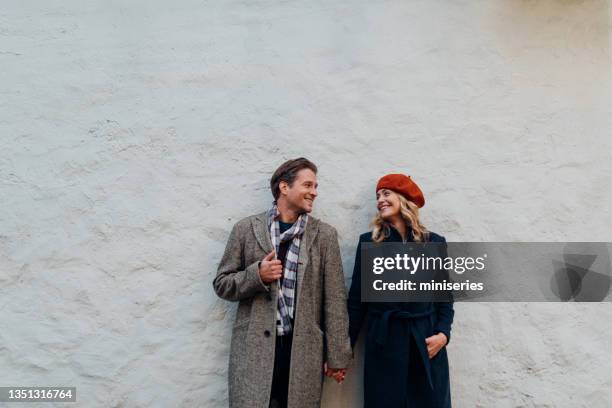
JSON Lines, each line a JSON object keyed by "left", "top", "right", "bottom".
{"left": 347, "top": 173, "right": 454, "bottom": 408}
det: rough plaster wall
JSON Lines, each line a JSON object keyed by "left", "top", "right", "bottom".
{"left": 1, "top": 0, "right": 612, "bottom": 407}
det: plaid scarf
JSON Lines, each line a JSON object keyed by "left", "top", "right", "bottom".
{"left": 267, "top": 203, "right": 308, "bottom": 336}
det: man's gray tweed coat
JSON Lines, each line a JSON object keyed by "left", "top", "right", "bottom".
{"left": 213, "top": 212, "right": 352, "bottom": 408}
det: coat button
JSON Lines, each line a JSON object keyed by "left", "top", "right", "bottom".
{"left": 264, "top": 330, "right": 271, "bottom": 337}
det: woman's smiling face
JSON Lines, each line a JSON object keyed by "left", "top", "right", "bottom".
{"left": 376, "top": 188, "right": 401, "bottom": 220}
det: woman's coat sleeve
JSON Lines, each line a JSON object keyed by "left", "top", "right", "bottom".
{"left": 433, "top": 236, "right": 454, "bottom": 343}
{"left": 347, "top": 237, "right": 368, "bottom": 348}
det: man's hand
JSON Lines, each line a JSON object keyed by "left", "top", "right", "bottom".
{"left": 259, "top": 251, "right": 283, "bottom": 284}
{"left": 425, "top": 332, "right": 448, "bottom": 359}
{"left": 324, "top": 362, "right": 347, "bottom": 384}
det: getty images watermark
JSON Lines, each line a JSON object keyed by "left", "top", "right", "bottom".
{"left": 361, "top": 242, "right": 612, "bottom": 302}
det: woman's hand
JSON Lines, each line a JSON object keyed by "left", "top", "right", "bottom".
{"left": 425, "top": 333, "right": 447, "bottom": 359}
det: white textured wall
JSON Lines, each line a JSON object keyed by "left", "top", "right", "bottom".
{"left": 2, "top": 1, "right": 612, "bottom": 407}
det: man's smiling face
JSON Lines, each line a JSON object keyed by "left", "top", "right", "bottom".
{"left": 282, "top": 168, "right": 318, "bottom": 214}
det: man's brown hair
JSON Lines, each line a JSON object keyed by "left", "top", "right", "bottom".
{"left": 270, "top": 158, "right": 318, "bottom": 200}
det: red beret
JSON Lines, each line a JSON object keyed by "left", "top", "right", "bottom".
{"left": 376, "top": 173, "right": 425, "bottom": 208}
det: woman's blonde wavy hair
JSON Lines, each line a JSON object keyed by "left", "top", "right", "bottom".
{"left": 371, "top": 192, "right": 428, "bottom": 243}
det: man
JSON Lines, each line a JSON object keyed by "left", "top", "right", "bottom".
{"left": 213, "top": 158, "right": 352, "bottom": 408}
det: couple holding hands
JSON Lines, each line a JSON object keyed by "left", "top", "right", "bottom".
{"left": 214, "top": 158, "right": 454, "bottom": 408}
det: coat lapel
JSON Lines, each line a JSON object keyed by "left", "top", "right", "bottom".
{"left": 296, "top": 216, "right": 319, "bottom": 294}
{"left": 252, "top": 212, "right": 273, "bottom": 253}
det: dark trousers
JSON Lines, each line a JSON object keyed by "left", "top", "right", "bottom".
{"left": 269, "top": 332, "right": 293, "bottom": 408}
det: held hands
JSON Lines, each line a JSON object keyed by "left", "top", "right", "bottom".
{"left": 324, "top": 362, "right": 347, "bottom": 384}
{"left": 259, "top": 251, "right": 283, "bottom": 284}
{"left": 425, "top": 332, "right": 448, "bottom": 359}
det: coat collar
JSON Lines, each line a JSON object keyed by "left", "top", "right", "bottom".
{"left": 385, "top": 224, "right": 414, "bottom": 243}
{"left": 252, "top": 211, "right": 320, "bottom": 295}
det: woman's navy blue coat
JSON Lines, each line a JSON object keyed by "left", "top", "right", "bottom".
{"left": 347, "top": 227, "right": 454, "bottom": 408}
